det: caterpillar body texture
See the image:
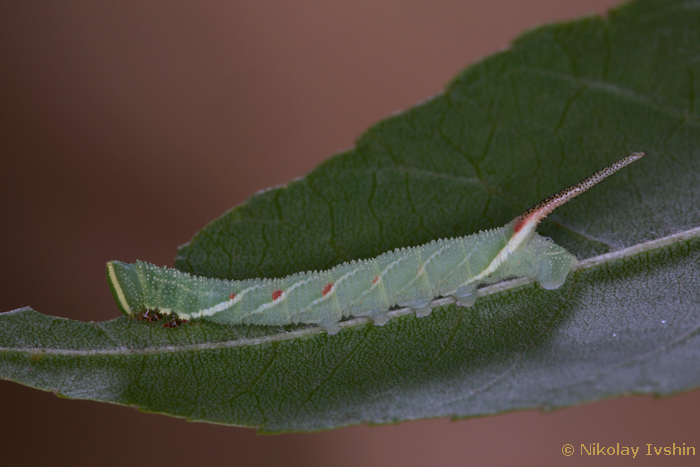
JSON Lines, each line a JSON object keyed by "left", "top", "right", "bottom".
{"left": 107, "top": 152, "right": 646, "bottom": 334}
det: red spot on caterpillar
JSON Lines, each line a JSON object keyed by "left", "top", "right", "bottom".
{"left": 322, "top": 283, "right": 334, "bottom": 296}
{"left": 371, "top": 275, "right": 379, "bottom": 284}
{"left": 229, "top": 293, "right": 236, "bottom": 300}
{"left": 272, "top": 289, "right": 283, "bottom": 300}
{"left": 512, "top": 216, "right": 530, "bottom": 234}
{"left": 512, "top": 207, "right": 547, "bottom": 234}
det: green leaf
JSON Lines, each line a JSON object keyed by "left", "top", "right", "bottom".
{"left": 2, "top": 0, "right": 699, "bottom": 432}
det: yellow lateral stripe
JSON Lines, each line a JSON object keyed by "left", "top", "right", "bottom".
{"left": 107, "top": 262, "right": 132, "bottom": 314}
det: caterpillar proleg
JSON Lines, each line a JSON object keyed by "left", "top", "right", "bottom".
{"left": 107, "top": 152, "right": 646, "bottom": 334}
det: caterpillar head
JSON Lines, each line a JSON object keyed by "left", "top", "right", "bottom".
{"left": 107, "top": 261, "right": 145, "bottom": 317}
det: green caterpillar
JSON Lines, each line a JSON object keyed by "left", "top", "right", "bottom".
{"left": 108, "top": 152, "right": 646, "bottom": 334}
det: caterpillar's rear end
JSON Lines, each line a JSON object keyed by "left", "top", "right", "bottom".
{"left": 490, "top": 234, "right": 578, "bottom": 290}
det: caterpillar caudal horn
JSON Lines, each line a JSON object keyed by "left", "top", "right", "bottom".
{"left": 107, "top": 152, "right": 646, "bottom": 334}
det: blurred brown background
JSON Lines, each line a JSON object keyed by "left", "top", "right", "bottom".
{"left": 2, "top": 1, "right": 699, "bottom": 466}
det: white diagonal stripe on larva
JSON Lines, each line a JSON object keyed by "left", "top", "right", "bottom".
{"left": 389, "top": 243, "right": 448, "bottom": 297}
{"left": 333, "top": 266, "right": 360, "bottom": 289}
{"left": 299, "top": 266, "right": 359, "bottom": 312}
{"left": 469, "top": 233, "right": 513, "bottom": 283}
{"left": 191, "top": 283, "right": 262, "bottom": 318}
{"left": 256, "top": 268, "right": 355, "bottom": 318}
{"left": 284, "top": 274, "right": 317, "bottom": 295}
{"left": 417, "top": 242, "right": 451, "bottom": 281}
{"left": 422, "top": 242, "right": 449, "bottom": 269}
{"left": 442, "top": 234, "right": 505, "bottom": 295}
{"left": 190, "top": 298, "right": 235, "bottom": 319}
{"left": 301, "top": 284, "right": 336, "bottom": 313}
{"left": 250, "top": 290, "right": 287, "bottom": 315}
{"left": 353, "top": 254, "right": 407, "bottom": 303}
{"left": 438, "top": 239, "right": 483, "bottom": 295}
{"left": 247, "top": 274, "right": 319, "bottom": 317}
{"left": 445, "top": 239, "right": 478, "bottom": 285}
